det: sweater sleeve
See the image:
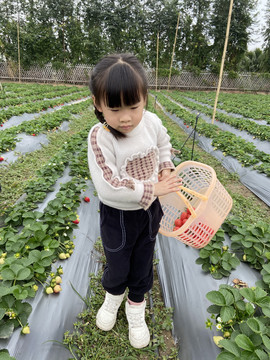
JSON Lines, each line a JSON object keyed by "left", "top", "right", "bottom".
{"left": 154, "top": 114, "right": 175, "bottom": 172}
{"left": 87, "top": 125, "right": 154, "bottom": 210}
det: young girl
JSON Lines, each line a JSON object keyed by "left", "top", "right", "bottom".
{"left": 87, "top": 53, "right": 181, "bottom": 349}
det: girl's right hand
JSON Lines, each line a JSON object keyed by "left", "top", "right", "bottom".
{"left": 153, "top": 174, "right": 182, "bottom": 197}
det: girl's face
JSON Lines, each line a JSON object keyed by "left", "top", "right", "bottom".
{"left": 94, "top": 95, "right": 146, "bottom": 134}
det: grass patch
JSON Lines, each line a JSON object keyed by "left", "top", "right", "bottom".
{"left": 63, "top": 239, "right": 179, "bottom": 359}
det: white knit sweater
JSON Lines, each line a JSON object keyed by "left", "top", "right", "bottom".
{"left": 87, "top": 110, "right": 174, "bottom": 210}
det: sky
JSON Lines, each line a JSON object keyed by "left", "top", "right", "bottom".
{"left": 248, "top": 0, "right": 268, "bottom": 50}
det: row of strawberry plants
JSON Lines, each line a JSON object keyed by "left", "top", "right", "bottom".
{"left": 196, "top": 218, "right": 270, "bottom": 359}
{"left": 0, "top": 86, "right": 85, "bottom": 108}
{"left": 0, "top": 89, "right": 89, "bottom": 124}
{"left": 153, "top": 92, "right": 270, "bottom": 176}
{"left": 0, "top": 83, "right": 80, "bottom": 99}
{"left": 0, "top": 99, "right": 91, "bottom": 153}
{"left": 151, "top": 95, "right": 270, "bottom": 360}
{"left": 182, "top": 91, "right": 270, "bottom": 122}
{"left": 167, "top": 91, "right": 270, "bottom": 141}
{"left": 0, "top": 114, "right": 96, "bottom": 340}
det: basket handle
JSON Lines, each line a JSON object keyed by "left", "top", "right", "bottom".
{"left": 176, "top": 191, "right": 197, "bottom": 217}
{"left": 176, "top": 186, "right": 208, "bottom": 218}
{"left": 179, "top": 185, "right": 208, "bottom": 201}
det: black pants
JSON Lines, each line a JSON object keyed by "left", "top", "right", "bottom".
{"left": 100, "top": 198, "right": 163, "bottom": 302}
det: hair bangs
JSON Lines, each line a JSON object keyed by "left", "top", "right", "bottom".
{"left": 104, "top": 64, "right": 143, "bottom": 108}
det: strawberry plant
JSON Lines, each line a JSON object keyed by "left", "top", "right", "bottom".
{"left": 223, "top": 217, "right": 270, "bottom": 271}
{"left": 206, "top": 285, "right": 270, "bottom": 360}
{"left": 196, "top": 228, "right": 240, "bottom": 279}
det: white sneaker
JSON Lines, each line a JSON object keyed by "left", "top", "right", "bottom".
{"left": 125, "top": 300, "right": 150, "bottom": 348}
{"left": 96, "top": 292, "right": 125, "bottom": 331}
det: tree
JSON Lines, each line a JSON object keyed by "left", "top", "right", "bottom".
{"left": 210, "top": 0, "right": 256, "bottom": 72}
{"left": 0, "top": 0, "right": 19, "bottom": 63}
{"left": 261, "top": 0, "right": 270, "bottom": 71}
{"left": 177, "top": 0, "right": 212, "bottom": 70}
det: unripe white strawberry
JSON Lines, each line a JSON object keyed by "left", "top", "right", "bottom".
{"left": 55, "top": 276, "right": 62, "bottom": 284}
{"left": 45, "top": 286, "right": 53, "bottom": 294}
{"left": 21, "top": 325, "right": 30, "bottom": 335}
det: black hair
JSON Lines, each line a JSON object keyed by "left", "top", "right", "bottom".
{"left": 89, "top": 53, "right": 148, "bottom": 138}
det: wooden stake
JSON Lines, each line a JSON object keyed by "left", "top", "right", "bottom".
{"left": 156, "top": 32, "right": 159, "bottom": 92}
{"left": 167, "top": 12, "right": 180, "bottom": 90}
{"left": 212, "top": 0, "right": 234, "bottom": 123}
{"left": 17, "top": 0, "right": 21, "bottom": 83}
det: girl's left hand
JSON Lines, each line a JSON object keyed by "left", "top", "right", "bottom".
{"left": 158, "top": 169, "right": 172, "bottom": 182}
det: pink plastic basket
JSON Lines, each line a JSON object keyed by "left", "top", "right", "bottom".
{"left": 159, "top": 161, "right": 233, "bottom": 249}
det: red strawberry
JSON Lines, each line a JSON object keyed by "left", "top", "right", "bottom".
{"left": 180, "top": 212, "right": 188, "bottom": 221}
{"left": 173, "top": 226, "right": 180, "bottom": 231}
{"left": 0, "top": 157, "right": 4, "bottom": 162}
{"left": 32, "top": 134, "right": 36, "bottom": 136}
{"left": 186, "top": 125, "right": 189, "bottom": 128}
{"left": 174, "top": 218, "right": 183, "bottom": 227}
{"left": 182, "top": 218, "right": 188, "bottom": 225}
{"left": 72, "top": 219, "right": 80, "bottom": 224}
{"left": 0, "top": 124, "right": 3, "bottom": 127}
{"left": 83, "top": 196, "right": 90, "bottom": 202}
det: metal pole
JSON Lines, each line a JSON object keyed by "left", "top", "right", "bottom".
{"left": 212, "top": 0, "right": 234, "bottom": 123}
{"left": 167, "top": 12, "right": 180, "bottom": 90}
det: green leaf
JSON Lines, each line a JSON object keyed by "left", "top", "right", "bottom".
{"left": 12, "top": 288, "right": 28, "bottom": 300}
{"left": 254, "top": 349, "right": 269, "bottom": 360}
{"left": 246, "top": 318, "right": 263, "bottom": 334}
{"left": 235, "top": 300, "right": 246, "bottom": 311}
{"left": 206, "top": 291, "right": 226, "bottom": 306}
{"left": 245, "top": 302, "right": 255, "bottom": 316}
{"left": 254, "top": 287, "right": 267, "bottom": 301}
{"left": 195, "top": 257, "right": 205, "bottom": 265}
{"left": 235, "top": 334, "right": 255, "bottom": 352}
{"left": 16, "top": 268, "right": 31, "bottom": 281}
{"left": 216, "top": 351, "right": 237, "bottom": 360}
{"left": 250, "top": 333, "right": 263, "bottom": 347}
{"left": 262, "top": 274, "right": 270, "bottom": 284}
{"left": 262, "top": 335, "right": 270, "bottom": 350}
{"left": 220, "top": 306, "right": 235, "bottom": 322}
{"left": 240, "top": 322, "right": 254, "bottom": 337}
{"left": 229, "top": 256, "right": 240, "bottom": 268}
{"left": 231, "top": 234, "right": 244, "bottom": 242}
{"left": 261, "top": 306, "right": 270, "bottom": 317}
{"left": 240, "top": 288, "right": 255, "bottom": 302}
{"left": 262, "top": 263, "right": 270, "bottom": 273}
{"left": 256, "top": 296, "right": 270, "bottom": 309}
{"left": 212, "top": 272, "right": 224, "bottom": 280}
{"left": 28, "top": 250, "right": 42, "bottom": 263}
{"left": 0, "top": 308, "right": 6, "bottom": 321}
{"left": 219, "top": 340, "right": 241, "bottom": 357}
{"left": 0, "top": 320, "right": 14, "bottom": 339}
{"left": 1, "top": 269, "right": 15, "bottom": 281}
{"left": 0, "top": 286, "right": 12, "bottom": 297}
{"left": 220, "top": 289, "right": 234, "bottom": 306}
{"left": 210, "top": 252, "right": 220, "bottom": 264}
{"left": 222, "top": 260, "right": 232, "bottom": 271}
{"left": 199, "top": 249, "right": 210, "bottom": 258}
{"left": 207, "top": 304, "right": 221, "bottom": 314}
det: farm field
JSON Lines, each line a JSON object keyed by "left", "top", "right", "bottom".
{"left": 0, "top": 83, "right": 270, "bottom": 360}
